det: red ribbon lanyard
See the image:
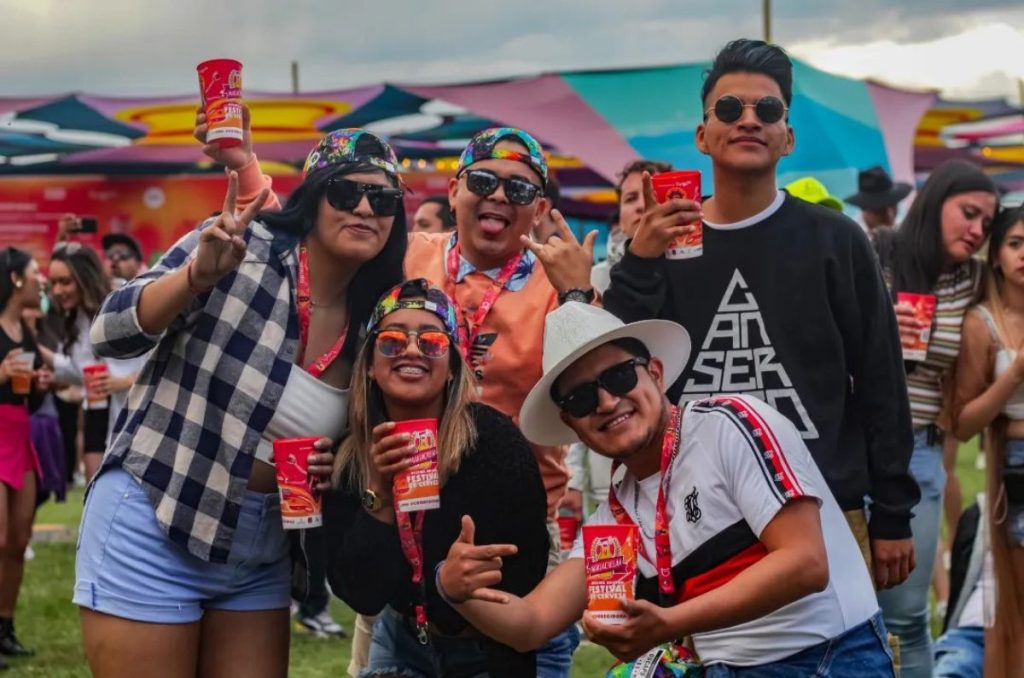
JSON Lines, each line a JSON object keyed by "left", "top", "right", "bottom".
{"left": 296, "top": 246, "right": 348, "bottom": 378}
{"left": 395, "top": 508, "right": 430, "bottom": 644}
{"left": 607, "top": 405, "right": 683, "bottom": 605}
{"left": 444, "top": 241, "right": 523, "bottom": 360}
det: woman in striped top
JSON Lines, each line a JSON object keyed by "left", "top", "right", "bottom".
{"left": 873, "top": 159, "right": 999, "bottom": 678}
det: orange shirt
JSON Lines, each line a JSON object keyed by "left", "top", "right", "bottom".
{"left": 405, "top": 232, "right": 568, "bottom": 519}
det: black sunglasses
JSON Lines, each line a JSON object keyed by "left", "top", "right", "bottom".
{"left": 325, "top": 178, "right": 403, "bottom": 216}
{"left": 462, "top": 169, "right": 541, "bottom": 206}
{"left": 704, "top": 95, "right": 788, "bottom": 124}
{"left": 552, "top": 357, "right": 650, "bottom": 418}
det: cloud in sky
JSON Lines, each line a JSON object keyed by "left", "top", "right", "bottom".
{"left": 0, "top": 0, "right": 1020, "bottom": 100}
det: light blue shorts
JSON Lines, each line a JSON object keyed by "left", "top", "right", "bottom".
{"left": 73, "top": 468, "right": 290, "bottom": 624}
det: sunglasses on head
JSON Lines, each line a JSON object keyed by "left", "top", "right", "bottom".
{"left": 462, "top": 169, "right": 541, "bottom": 206}
{"left": 553, "top": 357, "right": 649, "bottom": 419}
{"left": 705, "top": 95, "right": 788, "bottom": 125}
{"left": 374, "top": 328, "right": 451, "bottom": 359}
{"left": 325, "top": 178, "right": 403, "bottom": 216}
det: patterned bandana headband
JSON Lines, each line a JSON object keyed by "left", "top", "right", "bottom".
{"left": 456, "top": 127, "right": 548, "bottom": 186}
{"left": 367, "top": 279, "right": 460, "bottom": 343}
{"left": 302, "top": 128, "right": 402, "bottom": 180}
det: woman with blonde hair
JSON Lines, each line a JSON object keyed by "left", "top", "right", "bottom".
{"left": 326, "top": 279, "right": 549, "bottom": 677}
{"left": 951, "top": 204, "right": 1024, "bottom": 676}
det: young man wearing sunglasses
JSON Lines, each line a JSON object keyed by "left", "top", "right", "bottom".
{"left": 436, "top": 303, "right": 895, "bottom": 675}
{"left": 604, "top": 39, "right": 918, "bottom": 595}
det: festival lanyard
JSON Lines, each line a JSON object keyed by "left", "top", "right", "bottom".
{"left": 295, "top": 246, "right": 348, "bottom": 378}
{"left": 395, "top": 508, "right": 430, "bottom": 644}
{"left": 607, "top": 405, "right": 683, "bottom": 606}
{"left": 444, "top": 242, "right": 523, "bottom": 360}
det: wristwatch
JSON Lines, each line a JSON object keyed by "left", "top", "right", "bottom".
{"left": 362, "top": 489, "right": 386, "bottom": 512}
{"left": 558, "top": 287, "right": 596, "bottom": 306}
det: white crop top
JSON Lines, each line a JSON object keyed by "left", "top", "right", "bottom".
{"left": 255, "top": 365, "right": 349, "bottom": 464}
{"left": 974, "top": 306, "right": 1024, "bottom": 420}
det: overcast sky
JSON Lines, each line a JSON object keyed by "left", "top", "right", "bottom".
{"left": 1, "top": 0, "right": 1022, "bottom": 101}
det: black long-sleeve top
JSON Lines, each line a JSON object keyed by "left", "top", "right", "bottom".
{"left": 604, "top": 193, "right": 919, "bottom": 539}
{"left": 325, "top": 403, "right": 549, "bottom": 676}
{"left": 0, "top": 321, "right": 43, "bottom": 413}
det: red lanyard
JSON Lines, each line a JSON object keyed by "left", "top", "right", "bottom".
{"left": 296, "top": 246, "right": 348, "bottom": 378}
{"left": 444, "top": 241, "right": 523, "bottom": 360}
{"left": 607, "top": 405, "right": 683, "bottom": 606}
{"left": 395, "top": 508, "right": 430, "bottom": 644}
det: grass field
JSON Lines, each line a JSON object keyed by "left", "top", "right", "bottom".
{"left": 8, "top": 438, "right": 985, "bottom": 676}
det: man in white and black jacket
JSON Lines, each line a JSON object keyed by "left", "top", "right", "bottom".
{"left": 604, "top": 38, "right": 919, "bottom": 591}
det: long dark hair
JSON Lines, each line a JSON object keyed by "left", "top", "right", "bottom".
{"left": 259, "top": 162, "right": 407, "bottom": 366}
{"left": 50, "top": 244, "right": 111, "bottom": 354}
{"left": 0, "top": 247, "right": 32, "bottom": 313}
{"left": 880, "top": 160, "right": 998, "bottom": 294}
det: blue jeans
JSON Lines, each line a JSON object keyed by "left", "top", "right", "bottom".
{"left": 933, "top": 625, "right": 983, "bottom": 678}
{"left": 703, "top": 612, "right": 894, "bottom": 676}
{"left": 361, "top": 607, "right": 490, "bottom": 678}
{"left": 1004, "top": 440, "right": 1024, "bottom": 546}
{"left": 535, "top": 624, "right": 581, "bottom": 678}
{"left": 876, "top": 428, "right": 945, "bottom": 678}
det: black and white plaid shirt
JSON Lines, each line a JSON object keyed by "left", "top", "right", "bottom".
{"left": 91, "top": 221, "right": 302, "bottom": 563}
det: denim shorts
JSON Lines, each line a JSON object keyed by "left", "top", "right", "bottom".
{"left": 73, "top": 468, "right": 291, "bottom": 624}
{"left": 361, "top": 607, "right": 490, "bottom": 678}
{"left": 704, "top": 612, "right": 894, "bottom": 677}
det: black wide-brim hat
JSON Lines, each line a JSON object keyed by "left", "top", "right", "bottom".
{"left": 845, "top": 165, "right": 912, "bottom": 210}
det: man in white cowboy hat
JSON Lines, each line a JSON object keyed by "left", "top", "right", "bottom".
{"left": 435, "top": 303, "right": 895, "bottom": 674}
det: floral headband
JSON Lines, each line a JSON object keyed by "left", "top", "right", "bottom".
{"left": 302, "top": 128, "right": 401, "bottom": 180}
{"left": 367, "top": 279, "right": 460, "bottom": 343}
{"left": 456, "top": 127, "right": 548, "bottom": 185}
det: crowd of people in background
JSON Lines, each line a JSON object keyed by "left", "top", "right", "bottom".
{"left": 0, "top": 36, "right": 1020, "bottom": 678}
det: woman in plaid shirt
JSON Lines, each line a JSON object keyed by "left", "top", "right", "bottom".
{"left": 75, "top": 130, "right": 408, "bottom": 678}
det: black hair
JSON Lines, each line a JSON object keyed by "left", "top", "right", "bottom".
{"left": 258, "top": 135, "right": 408, "bottom": 366}
{"left": 419, "top": 195, "right": 456, "bottom": 230}
{"left": 0, "top": 247, "right": 32, "bottom": 313}
{"left": 50, "top": 244, "right": 112, "bottom": 354}
{"left": 701, "top": 39, "right": 793, "bottom": 106}
{"left": 987, "top": 205, "right": 1024, "bottom": 279}
{"left": 544, "top": 174, "right": 561, "bottom": 209}
{"left": 616, "top": 160, "right": 673, "bottom": 198}
{"left": 609, "top": 337, "right": 651, "bottom": 361}
{"left": 878, "top": 159, "right": 998, "bottom": 294}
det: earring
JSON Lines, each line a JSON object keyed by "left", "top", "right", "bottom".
{"left": 13, "top": 281, "right": 22, "bottom": 289}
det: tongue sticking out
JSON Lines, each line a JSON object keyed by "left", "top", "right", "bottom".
{"left": 478, "top": 215, "right": 509, "bottom": 236}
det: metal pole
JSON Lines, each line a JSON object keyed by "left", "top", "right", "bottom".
{"left": 763, "top": 0, "right": 772, "bottom": 43}
{"left": 291, "top": 61, "right": 300, "bottom": 94}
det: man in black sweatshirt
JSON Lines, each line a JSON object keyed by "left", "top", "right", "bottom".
{"left": 604, "top": 38, "right": 919, "bottom": 591}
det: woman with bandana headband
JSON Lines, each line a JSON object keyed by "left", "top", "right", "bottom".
{"left": 76, "top": 129, "right": 407, "bottom": 678}
{"left": 326, "top": 279, "right": 549, "bottom": 678}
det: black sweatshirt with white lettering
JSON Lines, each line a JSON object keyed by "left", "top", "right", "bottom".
{"left": 605, "top": 192, "right": 919, "bottom": 540}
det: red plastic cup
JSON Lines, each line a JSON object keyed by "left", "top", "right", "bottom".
{"left": 896, "top": 292, "right": 937, "bottom": 361}
{"left": 651, "top": 170, "right": 703, "bottom": 259}
{"left": 557, "top": 513, "right": 580, "bottom": 553}
{"left": 392, "top": 418, "right": 441, "bottom": 512}
{"left": 197, "top": 58, "right": 243, "bottom": 149}
{"left": 583, "top": 524, "right": 639, "bottom": 625}
{"left": 82, "top": 363, "right": 109, "bottom": 404}
{"left": 272, "top": 437, "right": 323, "bottom": 529}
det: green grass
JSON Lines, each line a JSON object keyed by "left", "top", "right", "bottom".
{"left": 14, "top": 439, "right": 985, "bottom": 676}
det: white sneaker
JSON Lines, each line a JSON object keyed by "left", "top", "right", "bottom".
{"left": 299, "top": 610, "right": 346, "bottom": 638}
{"left": 23, "top": 546, "right": 34, "bottom": 562}
{"left": 73, "top": 471, "right": 86, "bottom": 488}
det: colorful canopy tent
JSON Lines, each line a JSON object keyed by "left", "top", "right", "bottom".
{"left": 0, "top": 57, "right": 932, "bottom": 204}
{"left": 915, "top": 97, "right": 1024, "bottom": 192}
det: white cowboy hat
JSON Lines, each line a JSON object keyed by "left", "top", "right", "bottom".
{"left": 519, "top": 303, "right": 691, "bottom": 446}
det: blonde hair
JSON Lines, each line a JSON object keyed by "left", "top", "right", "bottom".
{"left": 333, "top": 331, "right": 478, "bottom": 492}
